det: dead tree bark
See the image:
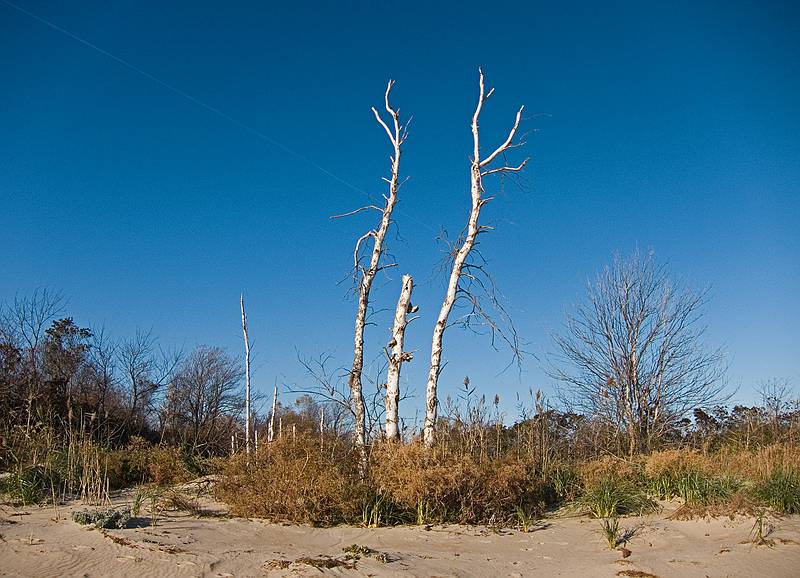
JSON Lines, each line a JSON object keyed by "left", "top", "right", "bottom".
{"left": 384, "top": 274, "right": 416, "bottom": 441}
{"left": 240, "top": 294, "right": 252, "bottom": 455}
{"left": 339, "top": 80, "right": 408, "bottom": 467}
{"left": 423, "top": 69, "right": 527, "bottom": 448}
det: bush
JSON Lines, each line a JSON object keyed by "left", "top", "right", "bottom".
{"left": 104, "top": 439, "right": 193, "bottom": 489}
{"left": 369, "top": 442, "right": 547, "bottom": 525}
{"left": 579, "top": 456, "right": 639, "bottom": 489}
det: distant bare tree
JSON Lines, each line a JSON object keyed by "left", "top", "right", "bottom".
{"left": 757, "top": 378, "right": 795, "bottom": 442}
{"left": 549, "top": 250, "right": 727, "bottom": 456}
{"left": 423, "top": 69, "right": 528, "bottom": 447}
{"left": 0, "top": 288, "right": 65, "bottom": 432}
{"left": 167, "top": 346, "right": 244, "bottom": 453}
{"left": 337, "top": 80, "right": 409, "bottom": 467}
{"left": 117, "top": 329, "right": 181, "bottom": 432}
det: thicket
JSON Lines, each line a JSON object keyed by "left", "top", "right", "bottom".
{"left": 2, "top": 290, "right": 798, "bottom": 528}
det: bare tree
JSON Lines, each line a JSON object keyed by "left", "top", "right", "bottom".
{"left": 240, "top": 294, "right": 252, "bottom": 454}
{"left": 338, "top": 80, "right": 409, "bottom": 466}
{"left": 549, "top": 250, "right": 727, "bottom": 456}
{"left": 0, "top": 288, "right": 65, "bottom": 433}
{"left": 423, "top": 69, "right": 528, "bottom": 447}
{"left": 384, "top": 274, "right": 417, "bottom": 441}
{"left": 167, "top": 345, "right": 244, "bottom": 453}
{"left": 117, "top": 329, "right": 181, "bottom": 432}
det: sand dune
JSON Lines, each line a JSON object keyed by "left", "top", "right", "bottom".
{"left": 2, "top": 496, "right": 799, "bottom": 577}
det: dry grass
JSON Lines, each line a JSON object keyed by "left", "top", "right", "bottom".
{"left": 215, "top": 434, "right": 364, "bottom": 526}
{"left": 370, "top": 441, "right": 547, "bottom": 525}
{"left": 579, "top": 455, "right": 640, "bottom": 488}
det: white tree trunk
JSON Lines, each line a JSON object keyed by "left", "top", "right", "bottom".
{"left": 320, "top": 406, "right": 325, "bottom": 450}
{"left": 423, "top": 69, "right": 526, "bottom": 448}
{"left": 385, "top": 274, "right": 415, "bottom": 441}
{"left": 346, "top": 80, "right": 407, "bottom": 469}
{"left": 240, "top": 294, "right": 252, "bottom": 455}
{"left": 268, "top": 383, "right": 277, "bottom": 443}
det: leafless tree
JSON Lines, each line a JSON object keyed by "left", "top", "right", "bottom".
{"left": 165, "top": 345, "right": 244, "bottom": 453}
{"left": 240, "top": 294, "right": 252, "bottom": 454}
{"left": 336, "top": 80, "right": 409, "bottom": 466}
{"left": 0, "top": 288, "right": 65, "bottom": 432}
{"left": 423, "top": 69, "right": 528, "bottom": 447}
{"left": 549, "top": 250, "right": 728, "bottom": 456}
{"left": 757, "top": 378, "right": 795, "bottom": 442}
{"left": 117, "top": 329, "right": 181, "bottom": 432}
{"left": 384, "top": 274, "right": 417, "bottom": 440}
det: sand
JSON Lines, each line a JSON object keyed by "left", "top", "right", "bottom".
{"left": 2, "top": 493, "right": 799, "bottom": 578}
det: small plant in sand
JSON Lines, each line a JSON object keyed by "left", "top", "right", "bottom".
{"left": 600, "top": 517, "right": 620, "bottom": 549}
{"left": 750, "top": 508, "right": 774, "bottom": 547}
{"left": 416, "top": 498, "right": 432, "bottom": 525}
{"left": 342, "top": 544, "right": 391, "bottom": 563}
{"left": 132, "top": 486, "right": 166, "bottom": 527}
{"left": 515, "top": 505, "right": 537, "bottom": 532}
{"left": 72, "top": 507, "right": 131, "bottom": 529}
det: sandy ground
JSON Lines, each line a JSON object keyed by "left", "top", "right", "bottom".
{"left": 2, "top": 493, "right": 799, "bottom": 578}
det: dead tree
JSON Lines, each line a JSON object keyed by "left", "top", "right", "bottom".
{"left": 240, "top": 294, "right": 252, "bottom": 454}
{"left": 338, "top": 80, "right": 408, "bottom": 465}
{"left": 384, "top": 274, "right": 417, "bottom": 441}
{"left": 423, "top": 69, "right": 528, "bottom": 448}
{"left": 268, "top": 382, "right": 277, "bottom": 442}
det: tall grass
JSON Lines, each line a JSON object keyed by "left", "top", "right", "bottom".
{"left": 753, "top": 468, "right": 800, "bottom": 514}
{"left": 574, "top": 476, "right": 657, "bottom": 518}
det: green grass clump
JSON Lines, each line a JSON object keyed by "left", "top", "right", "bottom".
{"left": 675, "top": 472, "right": 742, "bottom": 505}
{"left": 0, "top": 465, "right": 53, "bottom": 505}
{"left": 647, "top": 469, "right": 742, "bottom": 506}
{"left": 600, "top": 516, "right": 620, "bottom": 549}
{"left": 752, "top": 468, "right": 800, "bottom": 514}
{"left": 575, "top": 476, "right": 657, "bottom": 518}
{"left": 550, "top": 466, "right": 580, "bottom": 502}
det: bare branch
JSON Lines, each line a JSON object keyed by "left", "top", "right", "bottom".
{"left": 479, "top": 105, "right": 525, "bottom": 168}
{"left": 481, "top": 157, "right": 530, "bottom": 177}
{"left": 330, "top": 205, "right": 384, "bottom": 219}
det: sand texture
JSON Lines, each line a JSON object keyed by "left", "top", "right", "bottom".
{"left": 2, "top": 497, "right": 799, "bottom": 577}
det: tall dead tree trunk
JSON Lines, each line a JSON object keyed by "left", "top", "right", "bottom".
{"left": 341, "top": 80, "right": 408, "bottom": 467}
{"left": 268, "top": 382, "right": 277, "bottom": 443}
{"left": 384, "top": 274, "right": 416, "bottom": 441}
{"left": 240, "top": 294, "right": 252, "bottom": 455}
{"left": 423, "top": 69, "right": 527, "bottom": 448}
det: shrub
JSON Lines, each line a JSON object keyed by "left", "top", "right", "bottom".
{"left": 215, "top": 434, "right": 364, "bottom": 526}
{"left": 104, "top": 440, "right": 192, "bottom": 488}
{"left": 579, "top": 456, "right": 639, "bottom": 489}
{"left": 369, "top": 442, "right": 547, "bottom": 525}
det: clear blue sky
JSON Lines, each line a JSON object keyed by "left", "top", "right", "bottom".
{"left": 2, "top": 0, "right": 798, "bottom": 419}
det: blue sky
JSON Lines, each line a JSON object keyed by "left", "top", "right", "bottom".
{"left": 1, "top": 0, "right": 798, "bottom": 420}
